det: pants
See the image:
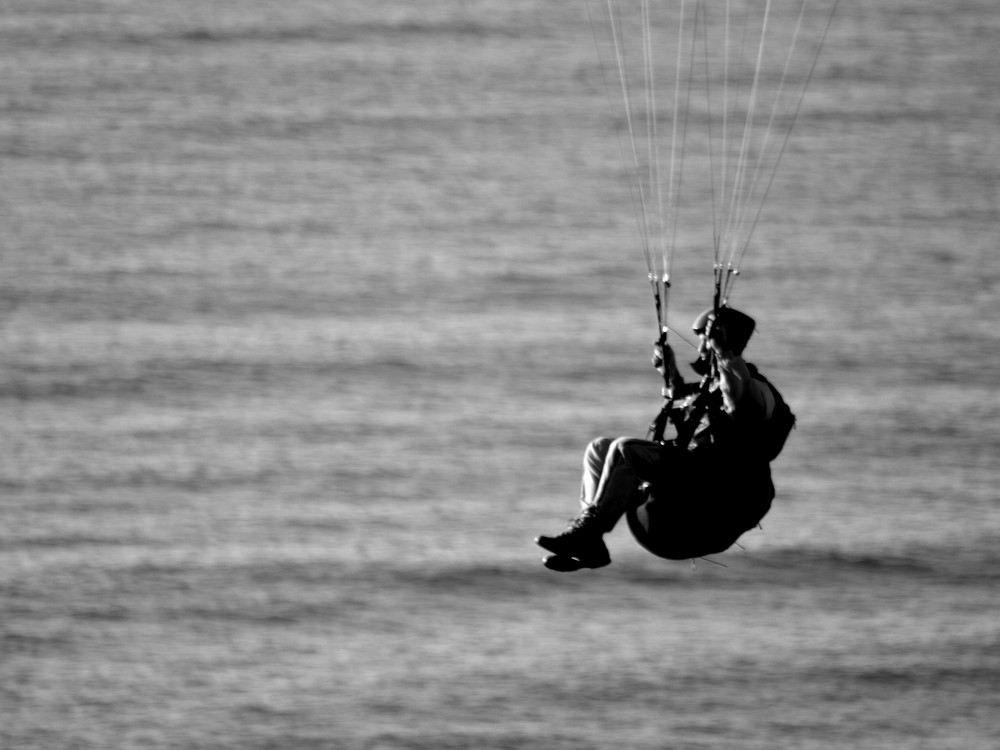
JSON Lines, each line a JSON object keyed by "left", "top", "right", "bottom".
{"left": 579, "top": 436, "right": 666, "bottom": 531}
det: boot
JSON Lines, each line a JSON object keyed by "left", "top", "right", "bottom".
{"left": 535, "top": 513, "right": 611, "bottom": 570}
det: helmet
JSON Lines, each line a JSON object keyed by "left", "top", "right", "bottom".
{"left": 691, "top": 306, "right": 756, "bottom": 355}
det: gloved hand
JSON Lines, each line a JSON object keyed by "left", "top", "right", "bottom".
{"left": 652, "top": 342, "right": 679, "bottom": 379}
{"left": 705, "top": 316, "right": 729, "bottom": 355}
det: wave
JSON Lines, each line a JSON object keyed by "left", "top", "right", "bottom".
{"left": 9, "top": 544, "right": 996, "bottom": 631}
{"left": 30, "top": 539, "right": 992, "bottom": 588}
{"left": 370, "top": 542, "right": 1000, "bottom": 592}
{"left": 13, "top": 17, "right": 525, "bottom": 51}
{"left": 729, "top": 543, "right": 1000, "bottom": 586}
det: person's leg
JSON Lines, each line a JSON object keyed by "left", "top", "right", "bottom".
{"left": 582, "top": 437, "right": 664, "bottom": 529}
{"left": 537, "top": 436, "right": 664, "bottom": 570}
{"left": 580, "top": 436, "right": 613, "bottom": 509}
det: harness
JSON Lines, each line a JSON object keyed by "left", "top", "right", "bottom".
{"left": 648, "top": 365, "right": 795, "bottom": 462}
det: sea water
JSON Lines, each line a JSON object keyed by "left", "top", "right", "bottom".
{"left": 2, "top": 2, "right": 998, "bottom": 749}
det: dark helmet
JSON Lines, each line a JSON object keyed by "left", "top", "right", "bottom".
{"left": 691, "top": 305, "right": 756, "bottom": 355}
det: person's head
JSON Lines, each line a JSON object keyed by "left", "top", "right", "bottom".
{"left": 690, "top": 306, "right": 755, "bottom": 373}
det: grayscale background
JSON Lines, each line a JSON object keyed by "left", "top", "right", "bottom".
{"left": 3, "top": 1, "right": 998, "bottom": 748}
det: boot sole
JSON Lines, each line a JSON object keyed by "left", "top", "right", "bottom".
{"left": 535, "top": 535, "right": 610, "bottom": 567}
{"left": 542, "top": 554, "right": 610, "bottom": 572}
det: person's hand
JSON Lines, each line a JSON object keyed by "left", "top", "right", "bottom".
{"left": 705, "top": 316, "right": 729, "bottom": 355}
{"left": 652, "top": 342, "right": 678, "bottom": 378}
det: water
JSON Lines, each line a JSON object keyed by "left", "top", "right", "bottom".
{"left": 2, "top": 2, "right": 999, "bottom": 748}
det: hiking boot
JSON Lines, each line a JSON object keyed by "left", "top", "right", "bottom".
{"left": 535, "top": 516, "right": 611, "bottom": 570}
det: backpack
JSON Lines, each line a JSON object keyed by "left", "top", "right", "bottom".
{"left": 747, "top": 365, "right": 796, "bottom": 462}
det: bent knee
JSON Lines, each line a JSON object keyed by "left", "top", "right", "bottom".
{"left": 610, "top": 437, "right": 643, "bottom": 457}
{"left": 587, "top": 436, "right": 614, "bottom": 455}
{"left": 612, "top": 437, "right": 663, "bottom": 470}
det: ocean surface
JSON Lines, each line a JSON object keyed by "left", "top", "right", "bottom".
{"left": 2, "top": 2, "right": 999, "bottom": 749}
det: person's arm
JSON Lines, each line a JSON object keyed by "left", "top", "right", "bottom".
{"left": 714, "top": 350, "right": 751, "bottom": 412}
{"left": 706, "top": 318, "right": 755, "bottom": 412}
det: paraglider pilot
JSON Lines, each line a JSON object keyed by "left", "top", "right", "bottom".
{"left": 535, "top": 306, "right": 793, "bottom": 571}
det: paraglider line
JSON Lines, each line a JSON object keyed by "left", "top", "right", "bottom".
{"left": 725, "top": 0, "right": 841, "bottom": 299}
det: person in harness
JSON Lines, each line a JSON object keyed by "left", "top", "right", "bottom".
{"left": 535, "top": 306, "right": 795, "bottom": 572}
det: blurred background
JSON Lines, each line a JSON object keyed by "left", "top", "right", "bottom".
{"left": 2, "top": 2, "right": 998, "bottom": 749}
